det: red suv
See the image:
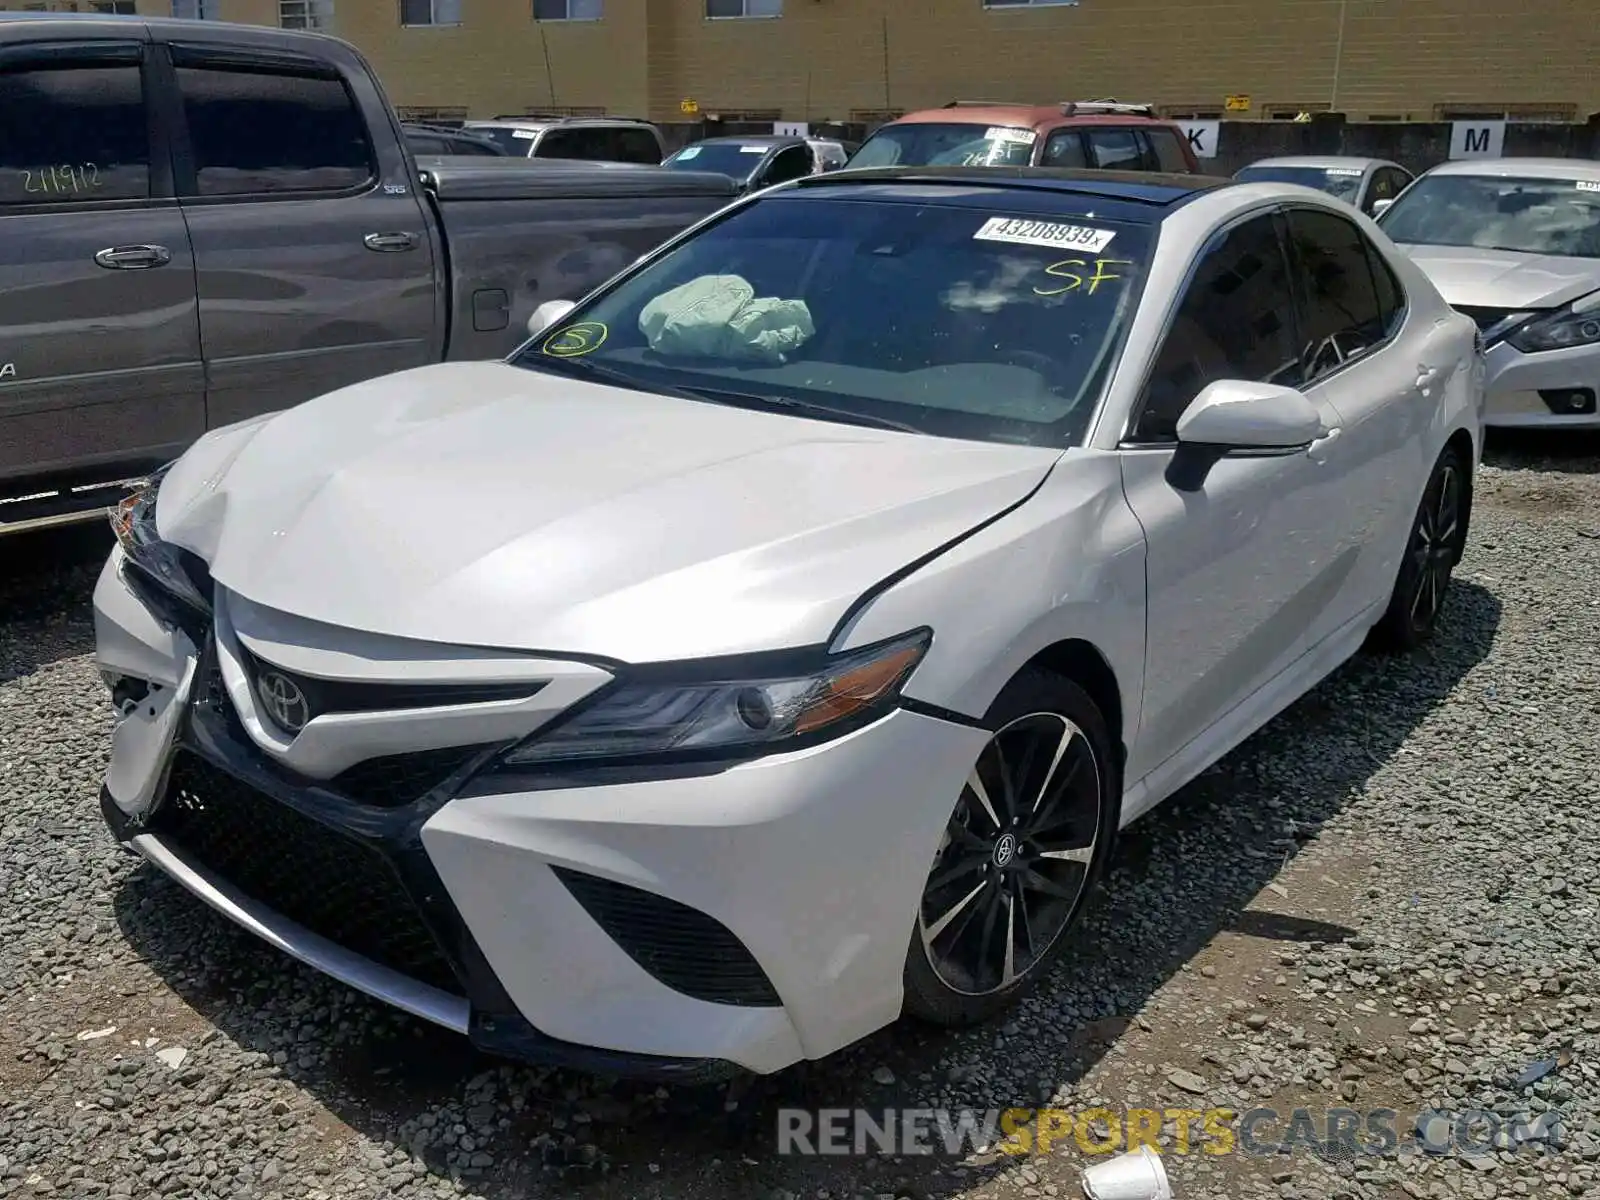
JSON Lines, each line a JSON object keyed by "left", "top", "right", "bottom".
{"left": 848, "top": 99, "right": 1201, "bottom": 174}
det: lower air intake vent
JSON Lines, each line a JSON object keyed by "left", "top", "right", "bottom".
{"left": 552, "top": 867, "right": 781, "bottom": 1007}
{"left": 151, "top": 753, "right": 461, "bottom": 995}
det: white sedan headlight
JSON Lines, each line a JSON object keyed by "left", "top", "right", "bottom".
{"left": 1506, "top": 292, "right": 1600, "bottom": 353}
{"left": 503, "top": 630, "right": 930, "bottom": 766}
{"left": 110, "top": 463, "right": 212, "bottom": 615}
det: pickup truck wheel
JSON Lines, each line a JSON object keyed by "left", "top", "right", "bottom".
{"left": 903, "top": 669, "right": 1118, "bottom": 1027}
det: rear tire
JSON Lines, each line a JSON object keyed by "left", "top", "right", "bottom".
{"left": 903, "top": 668, "right": 1119, "bottom": 1027}
{"left": 1370, "top": 445, "right": 1469, "bottom": 653}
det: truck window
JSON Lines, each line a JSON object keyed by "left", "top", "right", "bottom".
{"left": 613, "top": 127, "right": 662, "bottom": 164}
{"left": 534, "top": 127, "right": 612, "bottom": 161}
{"left": 1086, "top": 128, "right": 1147, "bottom": 171}
{"left": 1040, "top": 130, "right": 1087, "bottom": 168}
{"left": 0, "top": 55, "right": 150, "bottom": 205}
{"left": 1145, "top": 128, "right": 1190, "bottom": 172}
{"left": 173, "top": 60, "right": 376, "bottom": 198}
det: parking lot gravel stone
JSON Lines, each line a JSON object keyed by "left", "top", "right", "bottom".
{"left": 1, "top": 435, "right": 1597, "bottom": 1200}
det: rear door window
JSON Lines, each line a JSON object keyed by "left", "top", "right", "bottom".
{"left": 760, "top": 144, "right": 815, "bottom": 186}
{"left": 1086, "top": 128, "right": 1147, "bottom": 171}
{"left": 171, "top": 52, "right": 375, "bottom": 197}
{"left": 1040, "top": 130, "right": 1087, "bottom": 168}
{"left": 1146, "top": 128, "right": 1190, "bottom": 172}
{"left": 0, "top": 49, "right": 152, "bottom": 205}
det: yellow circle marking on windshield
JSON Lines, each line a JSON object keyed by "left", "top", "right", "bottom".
{"left": 543, "top": 322, "right": 609, "bottom": 357}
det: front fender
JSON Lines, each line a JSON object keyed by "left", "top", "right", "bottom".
{"left": 833, "top": 449, "right": 1147, "bottom": 753}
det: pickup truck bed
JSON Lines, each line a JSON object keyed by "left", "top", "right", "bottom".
{"left": 0, "top": 15, "right": 736, "bottom": 534}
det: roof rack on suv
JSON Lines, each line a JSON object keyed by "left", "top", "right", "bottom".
{"left": 492, "top": 113, "right": 655, "bottom": 126}
{"left": 1059, "top": 98, "right": 1157, "bottom": 117}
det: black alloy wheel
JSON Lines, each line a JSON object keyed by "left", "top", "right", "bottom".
{"left": 1372, "top": 445, "right": 1469, "bottom": 651}
{"left": 904, "top": 670, "right": 1117, "bottom": 1025}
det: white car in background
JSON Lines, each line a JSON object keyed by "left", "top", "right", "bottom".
{"left": 1378, "top": 157, "right": 1600, "bottom": 427}
{"left": 93, "top": 168, "right": 1482, "bottom": 1080}
{"left": 1234, "top": 155, "right": 1415, "bottom": 219}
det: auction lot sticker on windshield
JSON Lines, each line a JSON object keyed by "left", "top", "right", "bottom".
{"left": 985, "top": 127, "right": 1037, "bottom": 144}
{"left": 511, "top": 129, "right": 537, "bottom": 139}
{"left": 1577, "top": 181, "right": 1600, "bottom": 192}
{"left": 741, "top": 146, "right": 768, "bottom": 153}
{"left": 1326, "top": 167, "right": 1365, "bottom": 176}
{"left": 973, "top": 216, "right": 1116, "bottom": 254}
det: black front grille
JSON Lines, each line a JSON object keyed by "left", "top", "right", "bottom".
{"left": 553, "top": 867, "right": 781, "bottom": 1007}
{"left": 150, "top": 752, "right": 462, "bottom": 995}
{"left": 332, "top": 745, "right": 490, "bottom": 807}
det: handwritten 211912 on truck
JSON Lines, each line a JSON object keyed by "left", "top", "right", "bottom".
{"left": 0, "top": 12, "right": 738, "bottom": 534}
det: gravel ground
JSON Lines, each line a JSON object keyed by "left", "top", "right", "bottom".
{"left": 2, "top": 432, "right": 1597, "bottom": 1200}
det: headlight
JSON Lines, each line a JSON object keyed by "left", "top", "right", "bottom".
{"left": 1506, "top": 293, "right": 1600, "bottom": 354}
{"left": 502, "top": 630, "right": 931, "bottom": 768}
{"left": 109, "top": 463, "right": 212, "bottom": 614}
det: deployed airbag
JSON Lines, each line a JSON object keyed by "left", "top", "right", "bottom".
{"left": 639, "top": 274, "right": 814, "bottom": 364}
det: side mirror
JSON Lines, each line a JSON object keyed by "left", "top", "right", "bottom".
{"left": 1175, "top": 379, "right": 1325, "bottom": 451}
{"left": 1370, "top": 197, "right": 1394, "bottom": 218}
{"left": 527, "top": 299, "right": 576, "bottom": 339}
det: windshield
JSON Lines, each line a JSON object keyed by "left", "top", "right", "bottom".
{"left": 663, "top": 142, "right": 767, "bottom": 181}
{"left": 509, "top": 196, "right": 1151, "bottom": 448}
{"left": 848, "top": 123, "right": 1038, "bottom": 168}
{"left": 1377, "top": 174, "right": 1600, "bottom": 258}
{"left": 466, "top": 126, "right": 535, "bottom": 156}
{"left": 1235, "top": 164, "right": 1365, "bottom": 203}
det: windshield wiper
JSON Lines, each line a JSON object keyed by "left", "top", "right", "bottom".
{"left": 679, "top": 386, "right": 924, "bottom": 434}
{"left": 521, "top": 356, "right": 923, "bottom": 433}
{"left": 519, "top": 352, "right": 714, "bottom": 404}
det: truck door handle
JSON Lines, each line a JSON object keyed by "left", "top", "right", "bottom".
{"left": 93, "top": 244, "right": 172, "bottom": 270}
{"left": 363, "top": 231, "right": 419, "bottom": 253}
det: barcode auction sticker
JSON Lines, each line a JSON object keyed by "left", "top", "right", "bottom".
{"left": 985, "top": 127, "right": 1038, "bottom": 145}
{"left": 973, "top": 216, "right": 1116, "bottom": 254}
{"left": 512, "top": 129, "right": 537, "bottom": 139}
{"left": 1576, "top": 181, "right": 1600, "bottom": 192}
{"left": 1325, "top": 167, "right": 1365, "bottom": 176}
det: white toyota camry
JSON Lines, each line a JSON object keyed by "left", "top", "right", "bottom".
{"left": 94, "top": 167, "right": 1483, "bottom": 1080}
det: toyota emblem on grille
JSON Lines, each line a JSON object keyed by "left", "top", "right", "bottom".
{"left": 255, "top": 670, "right": 310, "bottom": 734}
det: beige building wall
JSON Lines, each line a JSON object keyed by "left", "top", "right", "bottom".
{"left": 649, "top": 0, "right": 1600, "bottom": 125}
{"left": 3, "top": 0, "right": 1595, "bottom": 127}
{"left": 336, "top": 0, "right": 651, "bottom": 121}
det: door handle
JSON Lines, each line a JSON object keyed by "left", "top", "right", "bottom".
{"left": 93, "top": 244, "right": 172, "bottom": 270}
{"left": 1306, "top": 426, "right": 1342, "bottom": 464}
{"left": 363, "top": 231, "right": 420, "bottom": 253}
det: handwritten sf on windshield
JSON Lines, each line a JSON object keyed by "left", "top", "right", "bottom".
{"left": 1034, "top": 259, "right": 1133, "bottom": 298}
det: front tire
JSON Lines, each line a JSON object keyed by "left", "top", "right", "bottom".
{"left": 1370, "top": 444, "right": 1469, "bottom": 652}
{"left": 903, "top": 668, "right": 1119, "bottom": 1027}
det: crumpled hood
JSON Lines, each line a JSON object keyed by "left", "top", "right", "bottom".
{"left": 1397, "top": 245, "right": 1600, "bottom": 310}
{"left": 156, "top": 362, "right": 1059, "bottom": 661}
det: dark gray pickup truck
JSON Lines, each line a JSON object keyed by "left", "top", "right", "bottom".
{"left": 0, "top": 14, "right": 736, "bottom": 533}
